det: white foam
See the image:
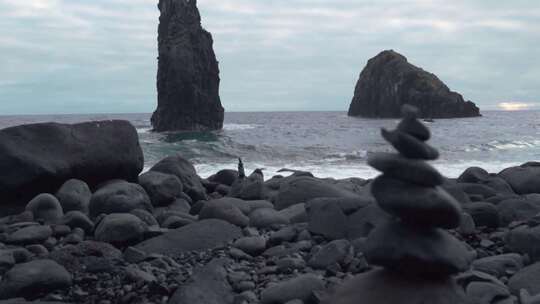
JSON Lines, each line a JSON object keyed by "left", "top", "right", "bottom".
{"left": 223, "top": 123, "right": 258, "bottom": 131}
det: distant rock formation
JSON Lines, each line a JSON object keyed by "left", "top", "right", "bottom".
{"left": 152, "top": 0, "right": 224, "bottom": 132}
{"left": 348, "top": 50, "right": 480, "bottom": 118}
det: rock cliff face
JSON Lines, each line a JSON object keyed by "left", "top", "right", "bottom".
{"left": 152, "top": 0, "right": 224, "bottom": 132}
{"left": 348, "top": 50, "right": 480, "bottom": 118}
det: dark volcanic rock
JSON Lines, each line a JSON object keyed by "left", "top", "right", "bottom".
{"left": 364, "top": 220, "right": 473, "bottom": 276}
{"left": 169, "top": 259, "right": 234, "bottom": 304}
{"left": 138, "top": 171, "right": 183, "bottom": 207}
{"left": 328, "top": 269, "right": 470, "bottom": 304}
{"left": 347, "top": 50, "right": 480, "bottom": 118}
{"left": 135, "top": 219, "right": 241, "bottom": 255}
{"left": 55, "top": 179, "right": 91, "bottom": 214}
{"left": 150, "top": 154, "right": 208, "bottom": 202}
{"left": 88, "top": 180, "right": 152, "bottom": 218}
{"left": 0, "top": 259, "right": 72, "bottom": 300}
{"left": 499, "top": 162, "right": 540, "bottom": 194}
{"left": 25, "top": 194, "right": 63, "bottom": 224}
{"left": 151, "top": 0, "right": 224, "bottom": 131}
{"left": 0, "top": 120, "right": 143, "bottom": 205}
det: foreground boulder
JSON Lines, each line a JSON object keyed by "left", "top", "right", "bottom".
{"left": 0, "top": 259, "right": 72, "bottom": 299}
{"left": 89, "top": 180, "right": 152, "bottom": 218}
{"left": 347, "top": 50, "right": 480, "bottom": 118}
{"left": 136, "top": 219, "right": 241, "bottom": 255}
{"left": 0, "top": 120, "right": 143, "bottom": 204}
{"left": 151, "top": 0, "right": 224, "bottom": 131}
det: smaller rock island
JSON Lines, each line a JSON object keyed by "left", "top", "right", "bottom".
{"left": 348, "top": 50, "right": 480, "bottom": 118}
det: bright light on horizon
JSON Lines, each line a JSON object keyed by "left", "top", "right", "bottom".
{"left": 498, "top": 102, "right": 532, "bottom": 111}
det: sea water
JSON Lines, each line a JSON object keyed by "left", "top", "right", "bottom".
{"left": 1, "top": 111, "right": 539, "bottom": 180}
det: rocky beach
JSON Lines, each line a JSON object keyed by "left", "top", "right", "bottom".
{"left": 0, "top": 106, "right": 538, "bottom": 304}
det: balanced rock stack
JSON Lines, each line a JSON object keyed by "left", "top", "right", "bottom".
{"left": 330, "top": 104, "right": 474, "bottom": 304}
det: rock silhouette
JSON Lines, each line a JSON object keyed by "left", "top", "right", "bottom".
{"left": 329, "top": 104, "right": 473, "bottom": 304}
{"left": 152, "top": 0, "right": 224, "bottom": 132}
{"left": 348, "top": 50, "right": 480, "bottom": 118}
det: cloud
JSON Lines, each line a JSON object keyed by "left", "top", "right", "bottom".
{"left": 0, "top": 0, "right": 539, "bottom": 114}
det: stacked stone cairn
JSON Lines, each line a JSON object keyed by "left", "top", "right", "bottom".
{"left": 329, "top": 104, "right": 475, "bottom": 304}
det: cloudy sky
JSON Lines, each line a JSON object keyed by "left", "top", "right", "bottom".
{"left": 0, "top": 0, "right": 539, "bottom": 114}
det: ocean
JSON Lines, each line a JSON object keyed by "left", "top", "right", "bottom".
{"left": 1, "top": 111, "right": 539, "bottom": 180}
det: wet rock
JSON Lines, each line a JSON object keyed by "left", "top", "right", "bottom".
{"left": 138, "top": 171, "right": 183, "bottom": 207}
{"left": 25, "top": 194, "right": 63, "bottom": 224}
{"left": 55, "top": 179, "right": 91, "bottom": 213}
{"left": 0, "top": 259, "right": 72, "bottom": 300}
{"left": 94, "top": 213, "right": 147, "bottom": 246}
{"left": 89, "top": 180, "right": 152, "bottom": 218}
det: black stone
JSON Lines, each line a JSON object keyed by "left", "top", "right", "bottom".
{"left": 381, "top": 128, "right": 439, "bottom": 160}
{"left": 371, "top": 175, "right": 462, "bottom": 229}
{"left": 368, "top": 152, "right": 443, "bottom": 186}
{"left": 364, "top": 220, "right": 473, "bottom": 277}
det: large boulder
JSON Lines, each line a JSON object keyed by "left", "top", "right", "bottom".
{"left": 150, "top": 155, "right": 207, "bottom": 202}
{"left": 151, "top": 0, "right": 224, "bottom": 132}
{"left": 25, "top": 193, "right": 63, "bottom": 224}
{"left": 0, "top": 120, "right": 143, "bottom": 204}
{"left": 135, "top": 219, "right": 242, "bottom": 255}
{"left": 88, "top": 180, "right": 152, "bottom": 218}
{"left": 506, "top": 225, "right": 540, "bottom": 262}
{"left": 261, "top": 274, "right": 325, "bottom": 304}
{"left": 347, "top": 50, "right": 480, "bottom": 118}
{"left": 499, "top": 162, "right": 540, "bottom": 194}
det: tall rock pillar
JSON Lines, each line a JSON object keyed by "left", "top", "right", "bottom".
{"left": 152, "top": 0, "right": 224, "bottom": 132}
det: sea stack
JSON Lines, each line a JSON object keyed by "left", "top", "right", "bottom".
{"left": 152, "top": 0, "right": 224, "bottom": 132}
{"left": 329, "top": 104, "right": 474, "bottom": 304}
{"left": 348, "top": 50, "right": 480, "bottom": 118}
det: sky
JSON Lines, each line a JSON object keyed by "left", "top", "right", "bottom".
{"left": 0, "top": 0, "right": 539, "bottom": 115}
